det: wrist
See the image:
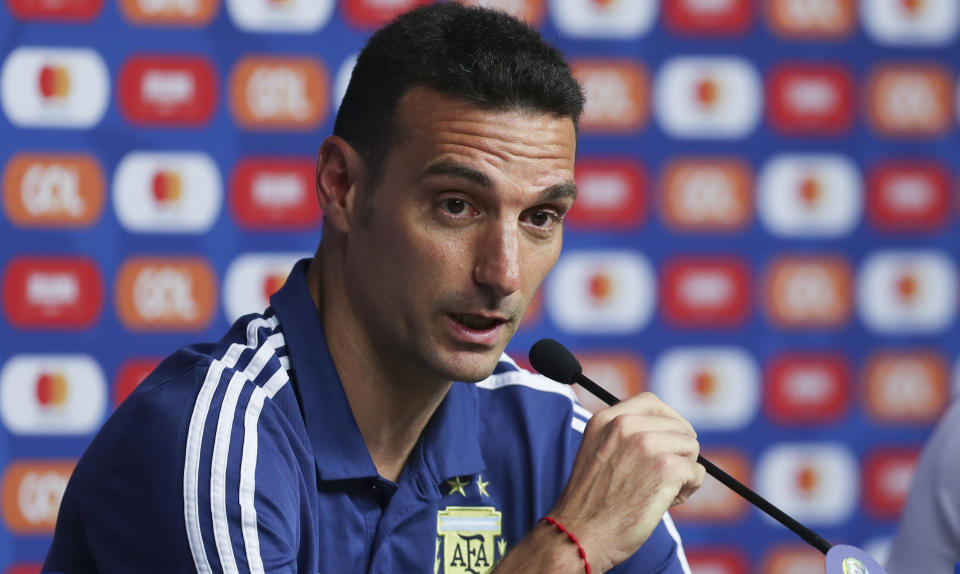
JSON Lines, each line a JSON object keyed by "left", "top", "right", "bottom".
{"left": 545, "top": 510, "right": 616, "bottom": 573}
{"left": 492, "top": 519, "right": 599, "bottom": 574}
{"left": 539, "top": 516, "right": 591, "bottom": 574}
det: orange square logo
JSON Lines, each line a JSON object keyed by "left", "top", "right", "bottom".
{"left": 229, "top": 57, "right": 328, "bottom": 131}
{"left": 864, "top": 351, "right": 948, "bottom": 423}
{"left": 1, "top": 461, "right": 75, "bottom": 534}
{"left": 766, "top": 0, "right": 856, "bottom": 39}
{"left": 670, "top": 449, "right": 751, "bottom": 522}
{"left": 115, "top": 257, "right": 217, "bottom": 331}
{"left": 3, "top": 153, "right": 104, "bottom": 227}
{"left": 572, "top": 60, "right": 649, "bottom": 133}
{"left": 867, "top": 65, "right": 954, "bottom": 137}
{"left": 574, "top": 352, "right": 645, "bottom": 412}
{"left": 458, "top": 0, "right": 545, "bottom": 26}
{"left": 118, "top": 0, "right": 218, "bottom": 26}
{"left": 764, "top": 256, "right": 853, "bottom": 328}
{"left": 659, "top": 158, "right": 753, "bottom": 232}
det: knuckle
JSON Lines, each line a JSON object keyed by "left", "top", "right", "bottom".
{"left": 635, "top": 391, "right": 659, "bottom": 406}
{"left": 587, "top": 408, "right": 612, "bottom": 429}
{"left": 649, "top": 451, "right": 673, "bottom": 473}
{"left": 632, "top": 431, "right": 657, "bottom": 455}
{"left": 606, "top": 413, "right": 631, "bottom": 440}
{"left": 583, "top": 415, "right": 601, "bottom": 435}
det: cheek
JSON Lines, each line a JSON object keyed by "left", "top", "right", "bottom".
{"left": 365, "top": 224, "right": 471, "bottom": 300}
{"left": 411, "top": 223, "right": 478, "bottom": 271}
{"left": 522, "top": 241, "right": 562, "bottom": 289}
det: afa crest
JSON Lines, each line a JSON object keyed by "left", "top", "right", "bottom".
{"left": 435, "top": 506, "right": 506, "bottom": 574}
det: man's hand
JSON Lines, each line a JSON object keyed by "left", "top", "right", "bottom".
{"left": 492, "top": 392, "right": 705, "bottom": 574}
{"left": 548, "top": 392, "right": 705, "bottom": 572}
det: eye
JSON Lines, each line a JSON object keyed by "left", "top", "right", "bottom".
{"left": 442, "top": 198, "right": 468, "bottom": 215}
{"left": 437, "top": 196, "right": 479, "bottom": 220}
{"left": 523, "top": 208, "right": 562, "bottom": 231}
{"left": 529, "top": 210, "right": 554, "bottom": 227}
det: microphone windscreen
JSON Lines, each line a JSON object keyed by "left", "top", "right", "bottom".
{"left": 529, "top": 338, "right": 582, "bottom": 384}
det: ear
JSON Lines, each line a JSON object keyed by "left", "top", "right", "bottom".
{"left": 315, "top": 135, "right": 365, "bottom": 233}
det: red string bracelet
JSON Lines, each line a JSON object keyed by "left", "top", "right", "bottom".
{"left": 539, "top": 516, "right": 591, "bottom": 574}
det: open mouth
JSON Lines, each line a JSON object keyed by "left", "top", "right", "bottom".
{"left": 451, "top": 313, "right": 505, "bottom": 331}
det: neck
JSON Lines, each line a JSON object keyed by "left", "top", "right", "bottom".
{"left": 308, "top": 248, "right": 452, "bottom": 482}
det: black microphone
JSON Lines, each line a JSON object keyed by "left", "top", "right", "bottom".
{"left": 529, "top": 338, "right": 834, "bottom": 555}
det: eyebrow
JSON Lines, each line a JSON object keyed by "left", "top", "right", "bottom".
{"left": 541, "top": 181, "right": 578, "bottom": 202}
{"left": 420, "top": 160, "right": 577, "bottom": 202}
{"left": 420, "top": 161, "right": 493, "bottom": 188}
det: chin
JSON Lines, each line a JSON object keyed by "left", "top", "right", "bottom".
{"left": 435, "top": 351, "right": 502, "bottom": 383}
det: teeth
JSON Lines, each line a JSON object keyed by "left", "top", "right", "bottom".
{"left": 456, "top": 314, "right": 497, "bottom": 330}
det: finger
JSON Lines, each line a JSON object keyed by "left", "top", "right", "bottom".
{"left": 595, "top": 392, "right": 696, "bottom": 436}
{"left": 592, "top": 412, "right": 702, "bottom": 453}
{"left": 596, "top": 426, "right": 702, "bottom": 464}
{"left": 673, "top": 462, "right": 707, "bottom": 506}
{"left": 587, "top": 412, "right": 699, "bottom": 439}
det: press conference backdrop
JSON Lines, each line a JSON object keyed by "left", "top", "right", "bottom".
{"left": 1, "top": 0, "right": 959, "bottom": 572}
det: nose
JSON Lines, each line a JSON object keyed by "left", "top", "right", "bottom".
{"left": 473, "top": 221, "right": 521, "bottom": 299}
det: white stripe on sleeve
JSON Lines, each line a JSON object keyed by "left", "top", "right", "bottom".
{"left": 662, "top": 511, "right": 692, "bottom": 574}
{"left": 240, "top": 367, "right": 290, "bottom": 574}
{"left": 184, "top": 316, "right": 279, "bottom": 574}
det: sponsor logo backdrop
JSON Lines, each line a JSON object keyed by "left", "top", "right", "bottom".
{"left": 2, "top": 0, "right": 959, "bottom": 571}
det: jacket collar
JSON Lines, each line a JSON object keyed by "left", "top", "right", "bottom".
{"left": 270, "top": 259, "right": 485, "bottom": 485}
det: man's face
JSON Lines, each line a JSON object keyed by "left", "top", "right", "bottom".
{"left": 342, "top": 87, "right": 577, "bottom": 384}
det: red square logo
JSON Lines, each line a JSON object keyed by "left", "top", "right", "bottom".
{"left": 765, "top": 353, "right": 850, "bottom": 424}
{"left": 661, "top": 257, "right": 750, "bottom": 327}
{"left": 767, "top": 64, "right": 853, "bottom": 134}
{"left": 567, "top": 159, "right": 646, "bottom": 229}
{"left": 867, "top": 161, "right": 951, "bottom": 231}
{"left": 118, "top": 55, "right": 218, "bottom": 126}
{"left": 664, "top": 0, "right": 752, "bottom": 35}
{"left": 7, "top": 0, "right": 102, "bottom": 21}
{"left": 685, "top": 548, "right": 748, "bottom": 574}
{"left": 114, "top": 359, "right": 161, "bottom": 407}
{"left": 3, "top": 256, "right": 103, "bottom": 329}
{"left": 342, "top": 0, "right": 430, "bottom": 29}
{"left": 864, "top": 449, "right": 920, "bottom": 519}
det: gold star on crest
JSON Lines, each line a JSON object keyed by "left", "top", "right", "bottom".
{"left": 446, "top": 476, "right": 470, "bottom": 496}
{"left": 477, "top": 474, "right": 490, "bottom": 498}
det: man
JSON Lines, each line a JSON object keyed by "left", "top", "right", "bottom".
{"left": 885, "top": 399, "right": 960, "bottom": 573}
{"left": 44, "top": 4, "right": 705, "bottom": 573}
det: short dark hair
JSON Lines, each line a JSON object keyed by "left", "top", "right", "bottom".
{"left": 333, "top": 2, "right": 585, "bottom": 184}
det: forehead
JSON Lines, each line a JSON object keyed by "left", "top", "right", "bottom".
{"left": 391, "top": 87, "right": 578, "bottom": 177}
